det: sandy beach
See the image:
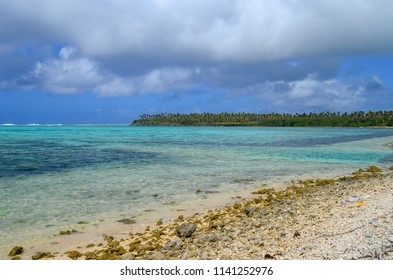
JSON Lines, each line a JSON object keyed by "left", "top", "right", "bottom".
{"left": 6, "top": 165, "right": 393, "bottom": 260}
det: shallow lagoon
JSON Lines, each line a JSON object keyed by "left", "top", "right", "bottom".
{"left": 1, "top": 125, "right": 393, "bottom": 256}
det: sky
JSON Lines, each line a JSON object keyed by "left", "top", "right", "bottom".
{"left": 1, "top": 0, "right": 393, "bottom": 124}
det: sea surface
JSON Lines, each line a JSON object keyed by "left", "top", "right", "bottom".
{"left": 1, "top": 125, "right": 393, "bottom": 255}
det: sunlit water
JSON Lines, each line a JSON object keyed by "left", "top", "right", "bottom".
{"left": 1, "top": 125, "right": 393, "bottom": 255}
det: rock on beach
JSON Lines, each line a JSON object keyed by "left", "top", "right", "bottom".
{"left": 176, "top": 223, "right": 197, "bottom": 238}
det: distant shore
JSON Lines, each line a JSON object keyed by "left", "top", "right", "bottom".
{"left": 7, "top": 165, "right": 393, "bottom": 260}
{"left": 131, "top": 111, "right": 393, "bottom": 127}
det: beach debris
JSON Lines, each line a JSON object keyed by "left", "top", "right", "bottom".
{"left": 357, "top": 201, "right": 365, "bottom": 207}
{"left": 8, "top": 246, "right": 24, "bottom": 257}
{"left": 67, "top": 250, "right": 82, "bottom": 260}
{"left": 32, "top": 251, "right": 54, "bottom": 260}
{"left": 176, "top": 223, "right": 197, "bottom": 238}
{"left": 117, "top": 218, "right": 136, "bottom": 225}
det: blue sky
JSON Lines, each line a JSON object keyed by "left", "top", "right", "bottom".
{"left": 1, "top": 1, "right": 393, "bottom": 124}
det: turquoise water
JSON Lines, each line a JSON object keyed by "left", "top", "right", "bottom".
{"left": 1, "top": 125, "right": 393, "bottom": 253}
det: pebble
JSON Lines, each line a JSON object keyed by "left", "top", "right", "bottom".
{"left": 150, "top": 251, "right": 165, "bottom": 260}
{"left": 346, "top": 196, "right": 359, "bottom": 203}
{"left": 163, "top": 239, "right": 182, "bottom": 250}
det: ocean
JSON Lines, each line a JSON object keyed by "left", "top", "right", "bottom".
{"left": 1, "top": 125, "right": 393, "bottom": 256}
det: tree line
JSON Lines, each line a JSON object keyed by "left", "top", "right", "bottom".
{"left": 131, "top": 111, "right": 393, "bottom": 127}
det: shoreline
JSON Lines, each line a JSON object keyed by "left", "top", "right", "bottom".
{"left": 6, "top": 165, "right": 393, "bottom": 260}
{"left": 1, "top": 167, "right": 356, "bottom": 260}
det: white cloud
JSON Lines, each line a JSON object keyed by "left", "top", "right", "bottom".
{"left": 235, "top": 75, "right": 368, "bottom": 112}
{"left": 97, "top": 67, "right": 199, "bottom": 96}
{"left": 96, "top": 76, "right": 135, "bottom": 96}
{"left": 138, "top": 68, "right": 195, "bottom": 93}
{"left": 59, "top": 46, "right": 76, "bottom": 60}
{"left": 21, "top": 46, "right": 199, "bottom": 96}
{"left": 26, "top": 54, "right": 106, "bottom": 94}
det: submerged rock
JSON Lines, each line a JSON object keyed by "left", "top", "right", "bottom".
{"left": 59, "top": 229, "right": 78, "bottom": 235}
{"left": 117, "top": 218, "right": 136, "bottom": 225}
{"left": 176, "top": 223, "right": 197, "bottom": 238}
{"left": 8, "top": 246, "right": 24, "bottom": 257}
{"left": 367, "top": 166, "right": 382, "bottom": 173}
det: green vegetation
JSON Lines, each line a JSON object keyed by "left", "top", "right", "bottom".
{"left": 131, "top": 111, "right": 393, "bottom": 127}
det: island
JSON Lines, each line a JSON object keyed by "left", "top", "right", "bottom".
{"left": 131, "top": 111, "right": 393, "bottom": 127}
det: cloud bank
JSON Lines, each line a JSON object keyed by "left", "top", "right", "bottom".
{"left": 1, "top": 0, "right": 393, "bottom": 111}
